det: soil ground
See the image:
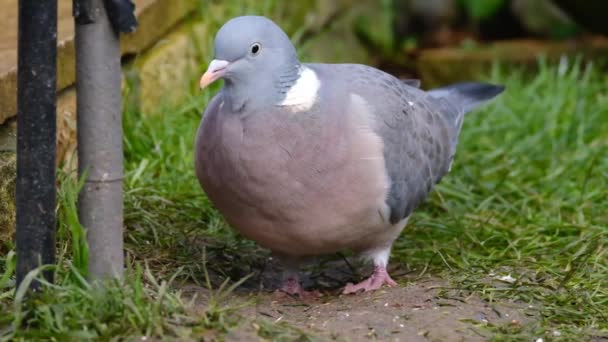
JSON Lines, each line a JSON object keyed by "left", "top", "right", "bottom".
{"left": 181, "top": 259, "right": 534, "bottom": 341}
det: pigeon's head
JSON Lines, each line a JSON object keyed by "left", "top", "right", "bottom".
{"left": 199, "top": 16, "right": 299, "bottom": 90}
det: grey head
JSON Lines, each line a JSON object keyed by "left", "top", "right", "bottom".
{"left": 199, "top": 16, "right": 302, "bottom": 111}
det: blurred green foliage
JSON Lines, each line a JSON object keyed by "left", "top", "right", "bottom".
{"left": 459, "top": 0, "right": 505, "bottom": 20}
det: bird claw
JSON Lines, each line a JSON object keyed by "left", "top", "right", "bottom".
{"left": 276, "top": 278, "right": 322, "bottom": 299}
{"left": 343, "top": 266, "right": 397, "bottom": 294}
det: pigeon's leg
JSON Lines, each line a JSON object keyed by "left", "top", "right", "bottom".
{"left": 343, "top": 246, "right": 397, "bottom": 294}
{"left": 279, "top": 267, "right": 305, "bottom": 295}
{"left": 276, "top": 256, "right": 321, "bottom": 298}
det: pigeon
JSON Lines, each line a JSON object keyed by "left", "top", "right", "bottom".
{"left": 194, "top": 16, "right": 504, "bottom": 296}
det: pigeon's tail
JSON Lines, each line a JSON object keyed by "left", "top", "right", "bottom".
{"left": 428, "top": 82, "right": 505, "bottom": 131}
{"left": 427, "top": 82, "right": 505, "bottom": 156}
{"left": 428, "top": 82, "right": 505, "bottom": 114}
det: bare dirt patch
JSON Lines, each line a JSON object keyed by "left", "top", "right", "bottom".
{"left": 183, "top": 262, "right": 533, "bottom": 341}
{"left": 243, "top": 277, "right": 529, "bottom": 341}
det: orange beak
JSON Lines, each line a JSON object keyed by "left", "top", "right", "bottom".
{"left": 199, "top": 59, "right": 230, "bottom": 90}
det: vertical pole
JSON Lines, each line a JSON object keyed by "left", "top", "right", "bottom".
{"left": 15, "top": 0, "right": 58, "bottom": 289}
{"left": 75, "top": 0, "right": 124, "bottom": 279}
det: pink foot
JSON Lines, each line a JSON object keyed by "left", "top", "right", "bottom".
{"left": 343, "top": 266, "right": 398, "bottom": 294}
{"left": 276, "top": 277, "right": 321, "bottom": 299}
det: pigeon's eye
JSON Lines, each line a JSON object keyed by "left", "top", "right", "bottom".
{"left": 250, "top": 43, "right": 261, "bottom": 56}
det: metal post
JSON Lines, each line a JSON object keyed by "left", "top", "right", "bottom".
{"left": 75, "top": 0, "right": 124, "bottom": 279}
{"left": 15, "top": 0, "right": 58, "bottom": 289}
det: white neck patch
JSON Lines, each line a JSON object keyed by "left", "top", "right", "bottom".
{"left": 277, "top": 66, "right": 320, "bottom": 112}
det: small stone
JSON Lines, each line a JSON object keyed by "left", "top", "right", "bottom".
{"left": 417, "top": 330, "right": 429, "bottom": 337}
{"left": 474, "top": 312, "right": 489, "bottom": 323}
{"left": 496, "top": 274, "right": 517, "bottom": 283}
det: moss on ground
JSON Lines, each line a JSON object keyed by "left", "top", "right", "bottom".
{"left": 0, "top": 152, "right": 15, "bottom": 247}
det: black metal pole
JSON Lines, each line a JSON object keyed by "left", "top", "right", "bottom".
{"left": 16, "top": 0, "right": 58, "bottom": 289}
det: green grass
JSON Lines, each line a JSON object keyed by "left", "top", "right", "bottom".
{"left": 1, "top": 58, "right": 607, "bottom": 340}
{"left": 395, "top": 58, "right": 608, "bottom": 340}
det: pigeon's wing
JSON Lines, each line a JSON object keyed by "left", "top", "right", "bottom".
{"left": 337, "top": 64, "right": 455, "bottom": 224}
{"left": 306, "top": 63, "right": 503, "bottom": 224}
{"left": 375, "top": 84, "right": 454, "bottom": 223}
